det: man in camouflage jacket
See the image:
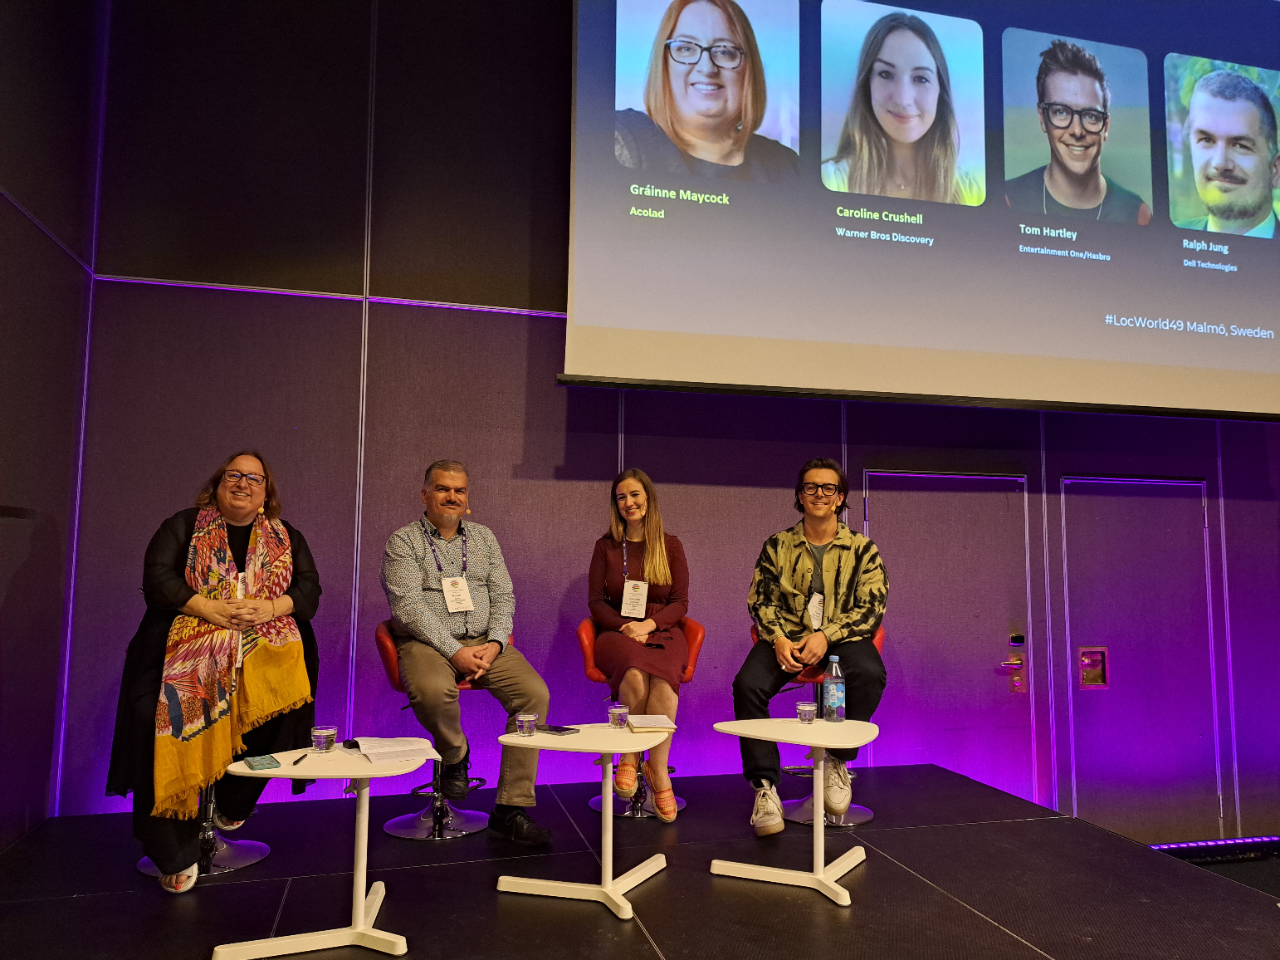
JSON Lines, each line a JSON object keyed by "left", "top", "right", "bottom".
{"left": 733, "top": 458, "right": 888, "bottom": 836}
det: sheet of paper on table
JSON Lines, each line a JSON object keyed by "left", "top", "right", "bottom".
{"left": 626, "top": 715, "right": 676, "bottom": 733}
{"left": 350, "top": 737, "right": 434, "bottom": 764}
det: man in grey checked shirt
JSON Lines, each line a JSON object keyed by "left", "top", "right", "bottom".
{"left": 381, "top": 459, "right": 552, "bottom": 845}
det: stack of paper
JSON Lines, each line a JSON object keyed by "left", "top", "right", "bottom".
{"left": 626, "top": 715, "right": 677, "bottom": 733}
{"left": 350, "top": 737, "right": 434, "bottom": 764}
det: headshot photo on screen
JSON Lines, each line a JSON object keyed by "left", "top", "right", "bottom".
{"left": 614, "top": 0, "right": 800, "bottom": 181}
{"left": 821, "top": 1, "right": 985, "bottom": 206}
{"left": 1002, "top": 30, "right": 1152, "bottom": 224}
{"left": 1165, "top": 55, "right": 1280, "bottom": 240}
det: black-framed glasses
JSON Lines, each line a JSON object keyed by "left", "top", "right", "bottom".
{"left": 223, "top": 470, "right": 266, "bottom": 486}
{"left": 1039, "top": 102, "right": 1108, "bottom": 133}
{"left": 801, "top": 482, "right": 840, "bottom": 496}
{"left": 665, "top": 39, "right": 744, "bottom": 70}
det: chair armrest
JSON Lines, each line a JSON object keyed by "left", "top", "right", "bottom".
{"left": 374, "top": 620, "right": 405, "bottom": 694}
{"left": 680, "top": 617, "right": 705, "bottom": 683}
{"left": 577, "top": 618, "right": 608, "bottom": 684}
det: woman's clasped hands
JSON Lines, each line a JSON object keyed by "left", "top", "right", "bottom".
{"left": 619, "top": 619, "right": 657, "bottom": 643}
{"left": 190, "top": 595, "right": 283, "bottom": 630}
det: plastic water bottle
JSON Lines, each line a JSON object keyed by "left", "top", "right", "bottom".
{"left": 823, "top": 656, "right": 845, "bottom": 722}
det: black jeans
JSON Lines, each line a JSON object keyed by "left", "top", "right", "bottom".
{"left": 731, "top": 637, "right": 887, "bottom": 786}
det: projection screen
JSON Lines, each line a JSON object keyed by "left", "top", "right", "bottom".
{"left": 562, "top": 0, "right": 1280, "bottom": 416}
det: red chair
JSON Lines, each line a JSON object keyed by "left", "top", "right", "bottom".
{"left": 577, "top": 616, "right": 706, "bottom": 817}
{"left": 373, "top": 620, "right": 496, "bottom": 840}
{"left": 749, "top": 622, "right": 886, "bottom": 827}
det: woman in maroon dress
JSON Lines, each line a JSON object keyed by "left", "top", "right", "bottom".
{"left": 588, "top": 469, "right": 690, "bottom": 821}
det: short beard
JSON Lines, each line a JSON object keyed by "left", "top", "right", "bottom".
{"left": 1203, "top": 195, "right": 1269, "bottom": 222}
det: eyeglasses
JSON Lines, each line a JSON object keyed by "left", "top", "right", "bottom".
{"left": 801, "top": 483, "right": 840, "bottom": 496}
{"left": 665, "top": 39, "right": 744, "bottom": 70}
{"left": 223, "top": 470, "right": 266, "bottom": 486}
{"left": 1039, "top": 102, "right": 1107, "bottom": 134}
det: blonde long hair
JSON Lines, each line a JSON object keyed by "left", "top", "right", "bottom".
{"left": 643, "top": 0, "right": 767, "bottom": 157}
{"left": 608, "top": 468, "right": 671, "bottom": 585}
{"left": 830, "top": 13, "right": 960, "bottom": 203}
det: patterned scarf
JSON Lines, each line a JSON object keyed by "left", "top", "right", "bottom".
{"left": 152, "top": 508, "right": 312, "bottom": 819}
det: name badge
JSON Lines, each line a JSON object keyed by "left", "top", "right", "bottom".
{"left": 620, "top": 579, "right": 649, "bottom": 618}
{"left": 807, "top": 593, "right": 824, "bottom": 632}
{"left": 443, "top": 576, "right": 474, "bottom": 613}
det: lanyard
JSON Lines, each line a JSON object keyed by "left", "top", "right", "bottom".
{"left": 426, "top": 524, "right": 467, "bottom": 575}
{"left": 623, "top": 537, "right": 640, "bottom": 581}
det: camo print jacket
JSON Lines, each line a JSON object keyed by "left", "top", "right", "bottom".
{"left": 748, "top": 520, "right": 887, "bottom": 645}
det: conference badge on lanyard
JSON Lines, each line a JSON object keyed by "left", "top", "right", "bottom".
{"left": 621, "top": 579, "right": 649, "bottom": 618}
{"left": 443, "top": 576, "right": 474, "bottom": 613}
{"left": 428, "top": 526, "right": 473, "bottom": 613}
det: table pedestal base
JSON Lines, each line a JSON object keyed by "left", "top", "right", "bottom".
{"left": 214, "top": 779, "right": 409, "bottom": 959}
{"left": 497, "top": 753, "right": 667, "bottom": 919}
{"left": 711, "top": 845, "right": 864, "bottom": 907}
{"left": 708, "top": 749, "right": 867, "bottom": 907}
{"left": 498, "top": 853, "right": 666, "bottom": 920}
{"left": 213, "top": 882, "right": 405, "bottom": 959}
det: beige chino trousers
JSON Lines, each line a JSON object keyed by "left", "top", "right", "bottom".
{"left": 396, "top": 636, "right": 549, "bottom": 807}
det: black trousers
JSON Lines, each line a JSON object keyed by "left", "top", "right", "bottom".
{"left": 131, "top": 712, "right": 304, "bottom": 874}
{"left": 731, "top": 637, "right": 887, "bottom": 786}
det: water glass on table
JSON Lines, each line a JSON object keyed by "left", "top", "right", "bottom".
{"left": 311, "top": 726, "right": 337, "bottom": 752}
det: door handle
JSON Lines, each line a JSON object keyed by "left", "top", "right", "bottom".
{"left": 1001, "top": 656, "right": 1023, "bottom": 668}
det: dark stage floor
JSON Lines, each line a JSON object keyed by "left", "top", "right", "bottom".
{"left": 2, "top": 765, "right": 1276, "bottom": 960}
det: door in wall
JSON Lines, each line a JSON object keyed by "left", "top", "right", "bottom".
{"left": 863, "top": 472, "right": 1037, "bottom": 802}
{"left": 1062, "top": 478, "right": 1222, "bottom": 844}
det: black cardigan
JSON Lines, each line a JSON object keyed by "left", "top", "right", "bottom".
{"left": 106, "top": 508, "right": 321, "bottom": 798}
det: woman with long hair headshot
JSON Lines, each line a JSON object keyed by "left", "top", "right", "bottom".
{"left": 615, "top": 0, "right": 798, "bottom": 180}
{"left": 822, "top": 11, "right": 983, "bottom": 204}
{"left": 587, "top": 469, "right": 690, "bottom": 821}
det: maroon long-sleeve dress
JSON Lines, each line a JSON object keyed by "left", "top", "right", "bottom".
{"left": 588, "top": 534, "right": 690, "bottom": 699}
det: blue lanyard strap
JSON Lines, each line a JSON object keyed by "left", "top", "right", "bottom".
{"left": 426, "top": 525, "right": 467, "bottom": 575}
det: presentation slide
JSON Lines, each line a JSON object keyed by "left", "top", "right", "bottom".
{"left": 564, "top": 0, "right": 1280, "bottom": 416}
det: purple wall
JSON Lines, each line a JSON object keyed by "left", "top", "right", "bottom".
{"left": 2, "top": 0, "right": 1276, "bottom": 846}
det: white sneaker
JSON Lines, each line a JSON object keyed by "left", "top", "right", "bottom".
{"left": 750, "top": 782, "right": 785, "bottom": 837}
{"left": 823, "top": 753, "right": 852, "bottom": 817}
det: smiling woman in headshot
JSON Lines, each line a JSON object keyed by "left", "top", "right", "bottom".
{"left": 106, "top": 452, "right": 320, "bottom": 894}
{"left": 616, "top": 0, "right": 798, "bottom": 181}
{"left": 823, "top": 12, "right": 982, "bottom": 204}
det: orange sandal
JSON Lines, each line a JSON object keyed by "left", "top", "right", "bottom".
{"left": 614, "top": 756, "right": 639, "bottom": 799}
{"left": 643, "top": 761, "right": 678, "bottom": 823}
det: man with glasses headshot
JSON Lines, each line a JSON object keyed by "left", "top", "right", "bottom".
{"left": 1174, "top": 70, "right": 1280, "bottom": 239}
{"left": 732, "top": 458, "right": 888, "bottom": 837}
{"left": 1005, "top": 39, "right": 1152, "bottom": 223}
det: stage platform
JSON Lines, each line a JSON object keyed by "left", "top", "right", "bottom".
{"left": 2, "top": 764, "right": 1275, "bottom": 960}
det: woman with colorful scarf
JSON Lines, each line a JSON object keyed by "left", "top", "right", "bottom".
{"left": 107, "top": 452, "right": 320, "bottom": 892}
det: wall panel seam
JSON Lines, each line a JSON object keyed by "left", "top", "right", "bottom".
{"left": 1214, "top": 421, "right": 1241, "bottom": 835}
{"left": 344, "top": 0, "right": 379, "bottom": 738}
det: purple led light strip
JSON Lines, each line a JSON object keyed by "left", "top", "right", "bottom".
{"left": 52, "top": 0, "right": 114, "bottom": 817}
{"left": 1150, "top": 836, "right": 1278, "bottom": 850}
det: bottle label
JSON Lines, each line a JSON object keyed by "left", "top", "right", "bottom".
{"left": 825, "top": 679, "right": 845, "bottom": 708}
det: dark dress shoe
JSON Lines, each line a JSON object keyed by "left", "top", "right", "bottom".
{"left": 488, "top": 809, "right": 552, "bottom": 846}
{"left": 439, "top": 750, "right": 473, "bottom": 800}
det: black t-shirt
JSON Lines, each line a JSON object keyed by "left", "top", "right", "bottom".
{"left": 808, "top": 542, "right": 829, "bottom": 599}
{"left": 1005, "top": 166, "right": 1146, "bottom": 223}
{"left": 614, "top": 108, "right": 799, "bottom": 183}
{"left": 227, "top": 521, "right": 252, "bottom": 572}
